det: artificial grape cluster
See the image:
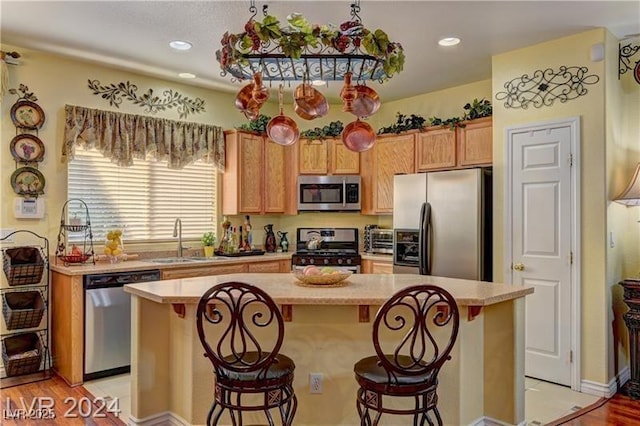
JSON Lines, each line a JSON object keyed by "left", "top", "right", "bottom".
{"left": 244, "top": 20, "right": 262, "bottom": 51}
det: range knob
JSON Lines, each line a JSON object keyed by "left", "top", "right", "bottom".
{"left": 338, "top": 259, "right": 344, "bottom": 265}
{"left": 324, "top": 258, "right": 329, "bottom": 265}
{"left": 300, "top": 258, "right": 306, "bottom": 265}
{"left": 346, "top": 259, "right": 352, "bottom": 265}
{"left": 310, "top": 258, "right": 315, "bottom": 264}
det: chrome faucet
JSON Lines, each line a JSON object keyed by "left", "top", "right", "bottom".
{"left": 173, "top": 218, "right": 186, "bottom": 258}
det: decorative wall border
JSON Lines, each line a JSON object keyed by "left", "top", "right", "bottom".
{"left": 495, "top": 66, "right": 600, "bottom": 109}
{"left": 87, "top": 79, "right": 206, "bottom": 119}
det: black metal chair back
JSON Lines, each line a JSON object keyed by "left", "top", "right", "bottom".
{"left": 196, "top": 281, "right": 297, "bottom": 425}
{"left": 354, "top": 284, "right": 460, "bottom": 426}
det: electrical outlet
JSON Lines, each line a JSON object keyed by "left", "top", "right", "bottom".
{"left": 309, "top": 373, "right": 323, "bottom": 394}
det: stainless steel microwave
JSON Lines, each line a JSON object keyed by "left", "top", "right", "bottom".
{"left": 297, "top": 175, "right": 361, "bottom": 211}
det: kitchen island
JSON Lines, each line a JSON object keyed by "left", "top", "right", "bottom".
{"left": 124, "top": 273, "right": 533, "bottom": 425}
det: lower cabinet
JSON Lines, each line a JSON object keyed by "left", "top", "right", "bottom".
{"left": 161, "top": 263, "right": 246, "bottom": 280}
{"left": 161, "top": 259, "right": 290, "bottom": 280}
{"left": 361, "top": 259, "right": 393, "bottom": 274}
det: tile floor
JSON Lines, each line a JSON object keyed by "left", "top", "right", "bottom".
{"left": 82, "top": 374, "right": 602, "bottom": 425}
{"left": 524, "top": 376, "right": 601, "bottom": 425}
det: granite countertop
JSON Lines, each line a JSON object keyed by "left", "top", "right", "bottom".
{"left": 124, "top": 273, "right": 533, "bottom": 307}
{"left": 50, "top": 253, "right": 293, "bottom": 276}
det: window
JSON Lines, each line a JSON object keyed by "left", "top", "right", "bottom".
{"left": 67, "top": 148, "right": 217, "bottom": 243}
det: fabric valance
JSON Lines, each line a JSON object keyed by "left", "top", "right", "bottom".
{"left": 63, "top": 104, "right": 225, "bottom": 170}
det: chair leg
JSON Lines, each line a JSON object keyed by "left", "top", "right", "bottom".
{"left": 281, "top": 389, "right": 297, "bottom": 426}
{"left": 208, "top": 401, "right": 224, "bottom": 426}
{"left": 432, "top": 407, "right": 443, "bottom": 426}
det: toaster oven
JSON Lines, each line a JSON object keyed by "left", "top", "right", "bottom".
{"left": 367, "top": 228, "right": 393, "bottom": 254}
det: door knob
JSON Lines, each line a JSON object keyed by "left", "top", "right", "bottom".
{"left": 513, "top": 263, "right": 525, "bottom": 271}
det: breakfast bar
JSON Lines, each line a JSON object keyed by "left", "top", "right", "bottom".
{"left": 124, "top": 273, "right": 533, "bottom": 425}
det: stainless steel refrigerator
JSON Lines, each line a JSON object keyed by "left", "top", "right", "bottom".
{"left": 392, "top": 168, "right": 492, "bottom": 281}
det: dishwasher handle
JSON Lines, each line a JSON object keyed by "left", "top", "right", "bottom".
{"left": 84, "top": 270, "right": 161, "bottom": 289}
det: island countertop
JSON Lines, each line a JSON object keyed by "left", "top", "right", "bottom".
{"left": 124, "top": 273, "right": 533, "bottom": 307}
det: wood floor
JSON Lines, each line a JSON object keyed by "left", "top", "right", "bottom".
{"left": 1, "top": 374, "right": 125, "bottom": 425}
{"left": 1, "top": 373, "right": 637, "bottom": 425}
{"left": 550, "top": 390, "right": 640, "bottom": 425}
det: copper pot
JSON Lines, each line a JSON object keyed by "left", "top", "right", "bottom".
{"left": 340, "top": 72, "right": 358, "bottom": 113}
{"left": 234, "top": 82, "right": 255, "bottom": 113}
{"left": 267, "top": 85, "right": 300, "bottom": 146}
{"left": 251, "top": 72, "right": 269, "bottom": 105}
{"left": 294, "top": 83, "right": 328, "bottom": 120}
{"left": 351, "top": 85, "right": 381, "bottom": 118}
{"left": 342, "top": 119, "right": 376, "bottom": 152}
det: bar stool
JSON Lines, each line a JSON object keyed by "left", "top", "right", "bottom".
{"left": 196, "top": 281, "right": 297, "bottom": 425}
{"left": 353, "top": 285, "right": 459, "bottom": 426}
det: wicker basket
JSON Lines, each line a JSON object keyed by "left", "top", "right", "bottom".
{"left": 2, "top": 291, "right": 45, "bottom": 330}
{"left": 2, "top": 332, "right": 43, "bottom": 377}
{"left": 2, "top": 247, "right": 45, "bottom": 286}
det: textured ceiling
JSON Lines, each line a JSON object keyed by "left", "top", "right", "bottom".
{"left": 2, "top": 1, "right": 639, "bottom": 102}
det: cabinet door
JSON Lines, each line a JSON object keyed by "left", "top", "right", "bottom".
{"left": 238, "top": 134, "right": 265, "bottom": 212}
{"left": 372, "top": 134, "right": 415, "bottom": 214}
{"left": 264, "top": 140, "right": 286, "bottom": 213}
{"left": 299, "top": 140, "right": 328, "bottom": 174}
{"left": 457, "top": 117, "right": 492, "bottom": 167}
{"left": 330, "top": 140, "right": 360, "bottom": 174}
{"left": 161, "top": 263, "right": 247, "bottom": 280}
{"left": 248, "top": 261, "right": 281, "bottom": 273}
{"left": 416, "top": 127, "right": 456, "bottom": 171}
{"left": 371, "top": 261, "right": 393, "bottom": 274}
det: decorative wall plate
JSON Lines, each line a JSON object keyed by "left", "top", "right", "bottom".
{"left": 635, "top": 61, "right": 640, "bottom": 85}
{"left": 10, "top": 100, "right": 45, "bottom": 129}
{"left": 11, "top": 167, "right": 46, "bottom": 196}
{"left": 10, "top": 134, "right": 45, "bottom": 163}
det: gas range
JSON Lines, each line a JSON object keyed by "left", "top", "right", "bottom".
{"left": 291, "top": 228, "right": 361, "bottom": 272}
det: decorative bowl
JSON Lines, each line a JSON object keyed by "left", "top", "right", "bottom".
{"left": 293, "top": 269, "right": 353, "bottom": 286}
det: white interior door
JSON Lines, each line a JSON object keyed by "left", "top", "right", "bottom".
{"left": 507, "top": 119, "right": 578, "bottom": 387}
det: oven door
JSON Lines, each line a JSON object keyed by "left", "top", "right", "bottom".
{"left": 298, "top": 175, "right": 361, "bottom": 211}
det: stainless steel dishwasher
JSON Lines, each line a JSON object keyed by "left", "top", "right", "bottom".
{"left": 84, "top": 269, "right": 161, "bottom": 381}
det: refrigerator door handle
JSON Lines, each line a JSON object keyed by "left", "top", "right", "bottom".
{"left": 419, "top": 202, "right": 431, "bottom": 275}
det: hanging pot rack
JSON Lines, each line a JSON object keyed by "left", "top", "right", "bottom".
{"left": 216, "top": 0, "right": 404, "bottom": 85}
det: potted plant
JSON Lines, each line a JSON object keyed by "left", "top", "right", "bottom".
{"left": 201, "top": 232, "right": 216, "bottom": 258}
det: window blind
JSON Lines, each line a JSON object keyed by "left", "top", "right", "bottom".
{"left": 67, "top": 148, "right": 217, "bottom": 243}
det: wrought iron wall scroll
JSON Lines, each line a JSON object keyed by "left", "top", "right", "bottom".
{"left": 495, "top": 66, "right": 600, "bottom": 109}
{"left": 87, "top": 80, "right": 206, "bottom": 119}
{"left": 618, "top": 40, "right": 640, "bottom": 85}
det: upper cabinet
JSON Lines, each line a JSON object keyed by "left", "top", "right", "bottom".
{"left": 361, "top": 133, "right": 415, "bottom": 215}
{"left": 298, "top": 138, "right": 360, "bottom": 175}
{"left": 222, "top": 130, "right": 296, "bottom": 215}
{"left": 416, "top": 117, "right": 493, "bottom": 171}
{"left": 415, "top": 127, "right": 456, "bottom": 171}
{"left": 456, "top": 117, "right": 492, "bottom": 167}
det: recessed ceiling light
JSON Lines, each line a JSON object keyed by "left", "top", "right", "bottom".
{"left": 438, "top": 37, "right": 461, "bottom": 47}
{"left": 169, "top": 40, "right": 192, "bottom": 50}
{"left": 178, "top": 72, "right": 196, "bottom": 79}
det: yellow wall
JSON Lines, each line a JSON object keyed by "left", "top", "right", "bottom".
{"left": 605, "top": 30, "right": 640, "bottom": 381}
{"left": 492, "top": 28, "right": 639, "bottom": 386}
{"left": 1, "top": 44, "right": 489, "bottom": 252}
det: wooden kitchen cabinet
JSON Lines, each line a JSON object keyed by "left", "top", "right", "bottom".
{"left": 298, "top": 138, "right": 359, "bottom": 175}
{"left": 161, "top": 263, "right": 246, "bottom": 280}
{"left": 361, "top": 258, "right": 393, "bottom": 274}
{"left": 361, "top": 133, "right": 415, "bottom": 214}
{"left": 415, "top": 127, "right": 456, "bottom": 171}
{"left": 456, "top": 117, "right": 492, "bottom": 167}
{"left": 223, "top": 130, "right": 296, "bottom": 215}
{"left": 248, "top": 260, "right": 283, "bottom": 273}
